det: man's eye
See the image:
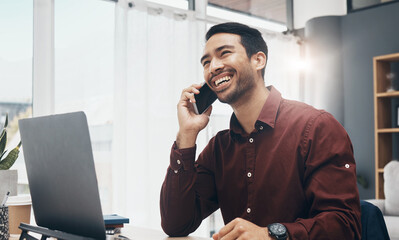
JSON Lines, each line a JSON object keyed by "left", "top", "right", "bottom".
{"left": 203, "top": 61, "right": 210, "bottom": 66}
{"left": 221, "top": 51, "right": 231, "bottom": 56}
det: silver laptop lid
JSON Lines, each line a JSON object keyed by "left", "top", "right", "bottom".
{"left": 19, "top": 112, "right": 106, "bottom": 239}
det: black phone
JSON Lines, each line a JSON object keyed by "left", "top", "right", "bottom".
{"left": 192, "top": 83, "right": 217, "bottom": 115}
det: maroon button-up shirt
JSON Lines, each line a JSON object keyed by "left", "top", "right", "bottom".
{"left": 160, "top": 86, "right": 361, "bottom": 239}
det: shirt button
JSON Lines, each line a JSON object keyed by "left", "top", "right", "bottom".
{"left": 345, "top": 164, "right": 350, "bottom": 168}
{"left": 247, "top": 208, "right": 251, "bottom": 213}
{"left": 177, "top": 159, "right": 181, "bottom": 165}
{"left": 174, "top": 170, "right": 178, "bottom": 173}
{"left": 249, "top": 138, "right": 254, "bottom": 143}
{"left": 259, "top": 126, "right": 263, "bottom": 130}
{"left": 247, "top": 172, "right": 252, "bottom": 178}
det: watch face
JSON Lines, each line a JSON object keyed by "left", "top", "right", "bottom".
{"left": 268, "top": 223, "right": 287, "bottom": 239}
{"left": 270, "top": 223, "right": 286, "bottom": 234}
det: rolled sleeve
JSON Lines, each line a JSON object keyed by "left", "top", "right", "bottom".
{"left": 287, "top": 112, "right": 361, "bottom": 240}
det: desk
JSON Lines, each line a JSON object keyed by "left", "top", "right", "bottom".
{"left": 10, "top": 225, "right": 210, "bottom": 240}
{"left": 118, "top": 226, "right": 210, "bottom": 240}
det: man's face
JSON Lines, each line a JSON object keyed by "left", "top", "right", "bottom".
{"left": 200, "top": 33, "right": 257, "bottom": 105}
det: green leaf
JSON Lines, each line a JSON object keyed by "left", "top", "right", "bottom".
{"left": 357, "top": 175, "right": 368, "bottom": 189}
{"left": 0, "top": 145, "right": 20, "bottom": 170}
{"left": 0, "top": 129, "right": 7, "bottom": 155}
{"left": 0, "top": 150, "right": 7, "bottom": 161}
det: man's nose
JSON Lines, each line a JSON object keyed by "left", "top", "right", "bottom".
{"left": 209, "top": 58, "right": 224, "bottom": 74}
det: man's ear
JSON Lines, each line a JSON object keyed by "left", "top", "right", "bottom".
{"left": 252, "top": 51, "right": 267, "bottom": 71}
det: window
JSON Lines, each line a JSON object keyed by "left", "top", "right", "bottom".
{"left": 206, "top": 1, "right": 287, "bottom": 33}
{"left": 348, "top": 0, "right": 398, "bottom": 12}
{"left": 54, "top": 0, "right": 115, "bottom": 213}
{"left": 208, "top": 0, "right": 287, "bottom": 25}
{"left": 147, "top": 0, "right": 189, "bottom": 10}
{"left": 0, "top": 0, "right": 33, "bottom": 192}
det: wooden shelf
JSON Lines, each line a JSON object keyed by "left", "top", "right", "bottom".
{"left": 377, "top": 128, "right": 399, "bottom": 133}
{"left": 374, "top": 52, "right": 399, "bottom": 61}
{"left": 373, "top": 52, "right": 399, "bottom": 199}
{"left": 376, "top": 91, "right": 399, "bottom": 97}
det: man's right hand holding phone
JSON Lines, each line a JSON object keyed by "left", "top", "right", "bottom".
{"left": 176, "top": 84, "right": 213, "bottom": 149}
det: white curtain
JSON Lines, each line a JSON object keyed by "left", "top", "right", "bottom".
{"left": 112, "top": 0, "right": 204, "bottom": 231}
{"left": 112, "top": 0, "right": 302, "bottom": 235}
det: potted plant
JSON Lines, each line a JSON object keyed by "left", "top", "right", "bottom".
{"left": 0, "top": 114, "right": 22, "bottom": 197}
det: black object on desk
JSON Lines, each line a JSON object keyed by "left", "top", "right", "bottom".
{"left": 18, "top": 223, "right": 96, "bottom": 240}
{"left": 19, "top": 213, "right": 131, "bottom": 240}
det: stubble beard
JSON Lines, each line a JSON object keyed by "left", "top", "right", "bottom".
{"left": 217, "top": 67, "right": 256, "bottom": 105}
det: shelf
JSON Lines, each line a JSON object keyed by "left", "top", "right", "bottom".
{"left": 376, "top": 91, "right": 399, "bottom": 97}
{"left": 373, "top": 52, "right": 399, "bottom": 199}
{"left": 377, "top": 128, "right": 399, "bottom": 133}
{"left": 374, "top": 52, "right": 399, "bottom": 61}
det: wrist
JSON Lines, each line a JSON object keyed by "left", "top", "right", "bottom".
{"left": 176, "top": 130, "right": 198, "bottom": 149}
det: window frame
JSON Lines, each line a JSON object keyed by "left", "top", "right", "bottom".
{"left": 347, "top": 0, "right": 399, "bottom": 13}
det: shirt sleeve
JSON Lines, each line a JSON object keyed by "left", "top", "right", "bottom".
{"left": 160, "top": 141, "right": 219, "bottom": 237}
{"left": 283, "top": 112, "right": 362, "bottom": 240}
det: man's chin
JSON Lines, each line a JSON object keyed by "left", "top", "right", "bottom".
{"left": 217, "top": 93, "right": 236, "bottom": 105}
{"left": 217, "top": 98, "right": 229, "bottom": 104}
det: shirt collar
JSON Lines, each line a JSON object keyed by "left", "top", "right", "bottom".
{"left": 229, "top": 85, "right": 282, "bottom": 138}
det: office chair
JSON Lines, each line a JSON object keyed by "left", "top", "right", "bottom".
{"left": 361, "top": 200, "right": 390, "bottom": 240}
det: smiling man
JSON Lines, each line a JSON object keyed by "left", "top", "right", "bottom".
{"left": 160, "top": 22, "right": 361, "bottom": 240}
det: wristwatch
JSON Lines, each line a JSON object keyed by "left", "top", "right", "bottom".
{"left": 267, "top": 223, "right": 288, "bottom": 240}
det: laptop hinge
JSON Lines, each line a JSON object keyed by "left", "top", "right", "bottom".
{"left": 19, "top": 223, "right": 97, "bottom": 240}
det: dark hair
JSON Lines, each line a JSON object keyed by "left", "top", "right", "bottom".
{"left": 205, "top": 22, "right": 268, "bottom": 77}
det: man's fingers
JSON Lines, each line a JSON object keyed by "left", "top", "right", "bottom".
{"left": 182, "top": 85, "right": 201, "bottom": 95}
{"left": 181, "top": 91, "right": 195, "bottom": 103}
{"left": 212, "top": 233, "right": 219, "bottom": 240}
{"left": 217, "top": 218, "right": 242, "bottom": 239}
{"left": 180, "top": 85, "right": 201, "bottom": 103}
{"left": 220, "top": 225, "right": 244, "bottom": 240}
{"left": 214, "top": 218, "right": 271, "bottom": 240}
{"left": 236, "top": 231, "right": 251, "bottom": 240}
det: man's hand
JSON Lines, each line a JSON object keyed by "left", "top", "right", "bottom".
{"left": 176, "top": 84, "right": 213, "bottom": 149}
{"left": 212, "top": 218, "right": 272, "bottom": 240}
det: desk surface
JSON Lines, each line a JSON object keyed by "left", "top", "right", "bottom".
{"left": 118, "top": 226, "right": 210, "bottom": 240}
{"left": 10, "top": 225, "right": 210, "bottom": 240}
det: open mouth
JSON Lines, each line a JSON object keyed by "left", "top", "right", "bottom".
{"left": 214, "top": 75, "right": 231, "bottom": 87}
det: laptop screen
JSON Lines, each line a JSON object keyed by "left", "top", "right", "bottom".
{"left": 19, "top": 112, "right": 106, "bottom": 239}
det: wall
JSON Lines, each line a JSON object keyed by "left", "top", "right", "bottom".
{"left": 294, "top": 0, "right": 346, "bottom": 29}
{"left": 341, "top": 2, "right": 399, "bottom": 199}
{"left": 304, "top": 16, "right": 344, "bottom": 123}
{"left": 304, "top": 2, "right": 399, "bottom": 199}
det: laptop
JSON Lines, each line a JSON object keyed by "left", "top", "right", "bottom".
{"left": 19, "top": 112, "right": 106, "bottom": 239}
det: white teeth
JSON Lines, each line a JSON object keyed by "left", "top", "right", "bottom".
{"left": 215, "top": 76, "right": 231, "bottom": 86}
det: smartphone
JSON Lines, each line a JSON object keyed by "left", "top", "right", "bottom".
{"left": 192, "top": 83, "right": 218, "bottom": 115}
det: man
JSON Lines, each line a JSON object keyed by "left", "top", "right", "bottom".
{"left": 160, "top": 22, "right": 361, "bottom": 240}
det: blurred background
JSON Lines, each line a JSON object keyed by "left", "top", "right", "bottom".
{"left": 1, "top": 0, "right": 399, "bottom": 237}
